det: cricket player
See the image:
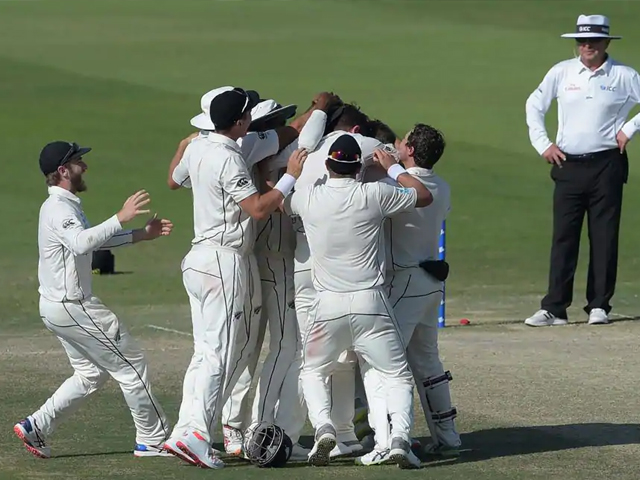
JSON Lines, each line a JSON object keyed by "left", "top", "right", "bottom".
{"left": 289, "top": 104, "right": 387, "bottom": 457}
{"left": 286, "top": 134, "right": 433, "bottom": 468}
{"left": 357, "top": 124, "right": 461, "bottom": 465}
{"left": 162, "top": 87, "right": 308, "bottom": 469}
{"left": 15, "top": 141, "right": 173, "bottom": 459}
{"left": 166, "top": 87, "right": 303, "bottom": 454}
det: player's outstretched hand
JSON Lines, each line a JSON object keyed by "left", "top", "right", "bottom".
{"left": 286, "top": 148, "right": 308, "bottom": 179}
{"left": 373, "top": 148, "right": 398, "bottom": 171}
{"left": 117, "top": 190, "right": 151, "bottom": 224}
{"left": 142, "top": 214, "right": 174, "bottom": 240}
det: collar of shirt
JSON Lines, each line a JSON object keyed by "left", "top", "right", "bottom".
{"left": 576, "top": 55, "right": 613, "bottom": 77}
{"left": 405, "top": 166, "right": 433, "bottom": 177}
{"left": 48, "top": 185, "right": 81, "bottom": 204}
{"left": 326, "top": 177, "right": 357, "bottom": 186}
{"left": 204, "top": 132, "right": 242, "bottom": 154}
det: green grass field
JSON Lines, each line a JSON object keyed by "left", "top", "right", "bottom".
{"left": 2, "top": 0, "right": 640, "bottom": 478}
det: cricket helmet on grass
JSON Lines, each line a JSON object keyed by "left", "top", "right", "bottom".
{"left": 243, "top": 422, "right": 292, "bottom": 468}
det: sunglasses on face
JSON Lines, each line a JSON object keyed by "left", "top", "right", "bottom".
{"left": 576, "top": 38, "right": 605, "bottom": 45}
{"left": 328, "top": 150, "right": 361, "bottom": 162}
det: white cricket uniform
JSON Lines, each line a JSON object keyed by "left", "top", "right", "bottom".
{"left": 365, "top": 169, "right": 460, "bottom": 449}
{"left": 289, "top": 131, "right": 384, "bottom": 442}
{"left": 287, "top": 178, "right": 416, "bottom": 442}
{"left": 169, "top": 133, "right": 266, "bottom": 444}
{"left": 33, "top": 186, "right": 169, "bottom": 446}
{"left": 221, "top": 111, "right": 328, "bottom": 441}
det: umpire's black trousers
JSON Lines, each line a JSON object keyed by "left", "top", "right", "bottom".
{"left": 541, "top": 148, "right": 628, "bottom": 318}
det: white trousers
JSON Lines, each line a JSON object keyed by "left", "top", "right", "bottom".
{"left": 365, "top": 267, "right": 459, "bottom": 448}
{"left": 171, "top": 246, "right": 260, "bottom": 444}
{"left": 294, "top": 259, "right": 357, "bottom": 442}
{"left": 300, "top": 289, "right": 413, "bottom": 442}
{"left": 34, "top": 296, "right": 169, "bottom": 446}
{"left": 219, "top": 253, "right": 264, "bottom": 431}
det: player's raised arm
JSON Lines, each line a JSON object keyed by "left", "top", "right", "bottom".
{"left": 373, "top": 149, "right": 433, "bottom": 208}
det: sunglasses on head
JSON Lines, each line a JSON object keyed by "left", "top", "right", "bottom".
{"left": 60, "top": 142, "right": 80, "bottom": 166}
{"left": 232, "top": 87, "right": 251, "bottom": 114}
{"left": 328, "top": 150, "right": 360, "bottom": 162}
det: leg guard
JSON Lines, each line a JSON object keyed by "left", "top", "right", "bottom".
{"left": 416, "top": 370, "right": 460, "bottom": 448}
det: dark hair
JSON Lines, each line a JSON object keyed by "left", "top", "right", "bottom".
{"left": 331, "top": 103, "right": 372, "bottom": 136}
{"left": 367, "top": 119, "right": 396, "bottom": 145}
{"left": 407, "top": 123, "right": 446, "bottom": 169}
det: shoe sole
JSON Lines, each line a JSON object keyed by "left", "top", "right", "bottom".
{"left": 309, "top": 437, "right": 336, "bottom": 466}
{"left": 163, "top": 442, "right": 199, "bottom": 466}
{"left": 14, "top": 425, "right": 50, "bottom": 459}
{"left": 134, "top": 450, "right": 174, "bottom": 458}
{"left": 389, "top": 451, "right": 421, "bottom": 469}
{"left": 524, "top": 319, "right": 568, "bottom": 327}
{"left": 176, "top": 441, "right": 224, "bottom": 469}
{"left": 588, "top": 319, "right": 610, "bottom": 325}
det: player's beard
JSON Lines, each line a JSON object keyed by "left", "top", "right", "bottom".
{"left": 70, "top": 171, "right": 87, "bottom": 193}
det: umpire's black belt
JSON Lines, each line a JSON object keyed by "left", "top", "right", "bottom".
{"left": 563, "top": 147, "right": 619, "bottom": 162}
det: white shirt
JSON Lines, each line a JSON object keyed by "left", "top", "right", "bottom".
{"left": 381, "top": 167, "right": 450, "bottom": 272}
{"left": 526, "top": 56, "right": 640, "bottom": 156}
{"left": 172, "top": 133, "right": 258, "bottom": 255}
{"left": 284, "top": 131, "right": 385, "bottom": 270}
{"left": 38, "top": 186, "right": 132, "bottom": 302}
{"left": 174, "top": 130, "right": 279, "bottom": 188}
{"left": 287, "top": 178, "right": 418, "bottom": 293}
{"left": 254, "top": 110, "right": 328, "bottom": 256}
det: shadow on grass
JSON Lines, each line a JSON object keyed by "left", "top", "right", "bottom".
{"left": 54, "top": 450, "right": 132, "bottom": 459}
{"left": 417, "top": 423, "right": 640, "bottom": 467}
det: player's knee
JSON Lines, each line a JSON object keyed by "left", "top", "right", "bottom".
{"left": 76, "top": 369, "right": 109, "bottom": 393}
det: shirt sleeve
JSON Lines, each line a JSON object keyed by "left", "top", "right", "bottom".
{"left": 621, "top": 71, "right": 640, "bottom": 139}
{"left": 241, "top": 131, "right": 280, "bottom": 170}
{"left": 171, "top": 143, "right": 192, "bottom": 189}
{"left": 50, "top": 203, "right": 124, "bottom": 256}
{"left": 357, "top": 136, "right": 385, "bottom": 169}
{"left": 298, "top": 110, "right": 327, "bottom": 151}
{"left": 374, "top": 182, "right": 418, "bottom": 217}
{"left": 525, "top": 64, "right": 561, "bottom": 155}
{"left": 97, "top": 230, "right": 133, "bottom": 249}
{"left": 284, "top": 187, "right": 307, "bottom": 218}
{"left": 221, "top": 152, "right": 259, "bottom": 204}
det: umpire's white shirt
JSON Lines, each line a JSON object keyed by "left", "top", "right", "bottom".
{"left": 172, "top": 133, "right": 259, "bottom": 255}
{"left": 38, "top": 186, "right": 132, "bottom": 302}
{"left": 382, "top": 167, "right": 450, "bottom": 271}
{"left": 287, "top": 178, "right": 417, "bottom": 293}
{"left": 526, "top": 56, "right": 640, "bottom": 155}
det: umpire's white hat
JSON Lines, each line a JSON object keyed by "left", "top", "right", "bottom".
{"left": 560, "top": 14, "right": 622, "bottom": 39}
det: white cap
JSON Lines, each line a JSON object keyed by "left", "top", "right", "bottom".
{"left": 190, "top": 86, "right": 234, "bottom": 130}
{"left": 560, "top": 14, "right": 622, "bottom": 39}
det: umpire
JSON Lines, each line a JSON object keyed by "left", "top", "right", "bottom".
{"left": 524, "top": 14, "right": 640, "bottom": 327}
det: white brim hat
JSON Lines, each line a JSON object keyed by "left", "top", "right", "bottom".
{"left": 249, "top": 100, "right": 297, "bottom": 131}
{"left": 560, "top": 14, "right": 622, "bottom": 39}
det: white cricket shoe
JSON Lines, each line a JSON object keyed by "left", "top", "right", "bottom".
{"left": 133, "top": 443, "right": 173, "bottom": 457}
{"left": 524, "top": 309, "right": 568, "bottom": 327}
{"left": 289, "top": 443, "right": 311, "bottom": 461}
{"left": 164, "top": 431, "right": 225, "bottom": 469}
{"left": 588, "top": 308, "right": 610, "bottom": 325}
{"left": 222, "top": 425, "right": 243, "bottom": 456}
{"left": 14, "top": 417, "right": 50, "bottom": 459}
{"left": 308, "top": 424, "right": 337, "bottom": 466}
{"left": 355, "top": 448, "right": 391, "bottom": 466}
{"left": 330, "top": 440, "right": 363, "bottom": 458}
{"left": 389, "top": 437, "right": 421, "bottom": 469}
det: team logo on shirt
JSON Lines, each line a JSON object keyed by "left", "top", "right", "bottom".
{"left": 62, "top": 219, "right": 76, "bottom": 229}
{"left": 237, "top": 177, "right": 250, "bottom": 188}
{"left": 395, "top": 187, "right": 412, "bottom": 194}
{"left": 234, "top": 311, "right": 243, "bottom": 320}
{"left": 253, "top": 306, "right": 262, "bottom": 316}
{"left": 257, "top": 132, "right": 267, "bottom": 140}
{"left": 600, "top": 85, "right": 616, "bottom": 92}
{"left": 564, "top": 84, "right": 581, "bottom": 91}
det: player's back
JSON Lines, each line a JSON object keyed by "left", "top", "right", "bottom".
{"left": 298, "top": 179, "right": 389, "bottom": 293}
{"left": 385, "top": 168, "right": 450, "bottom": 271}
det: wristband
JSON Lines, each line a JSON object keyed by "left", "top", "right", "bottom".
{"left": 387, "top": 163, "right": 407, "bottom": 182}
{"left": 274, "top": 173, "right": 297, "bottom": 197}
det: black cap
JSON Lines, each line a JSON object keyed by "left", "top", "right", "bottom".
{"left": 327, "top": 135, "right": 362, "bottom": 163}
{"left": 39, "top": 141, "right": 92, "bottom": 176}
{"left": 209, "top": 87, "right": 260, "bottom": 130}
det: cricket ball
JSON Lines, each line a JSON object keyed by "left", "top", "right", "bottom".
{"left": 459, "top": 318, "right": 470, "bottom": 325}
